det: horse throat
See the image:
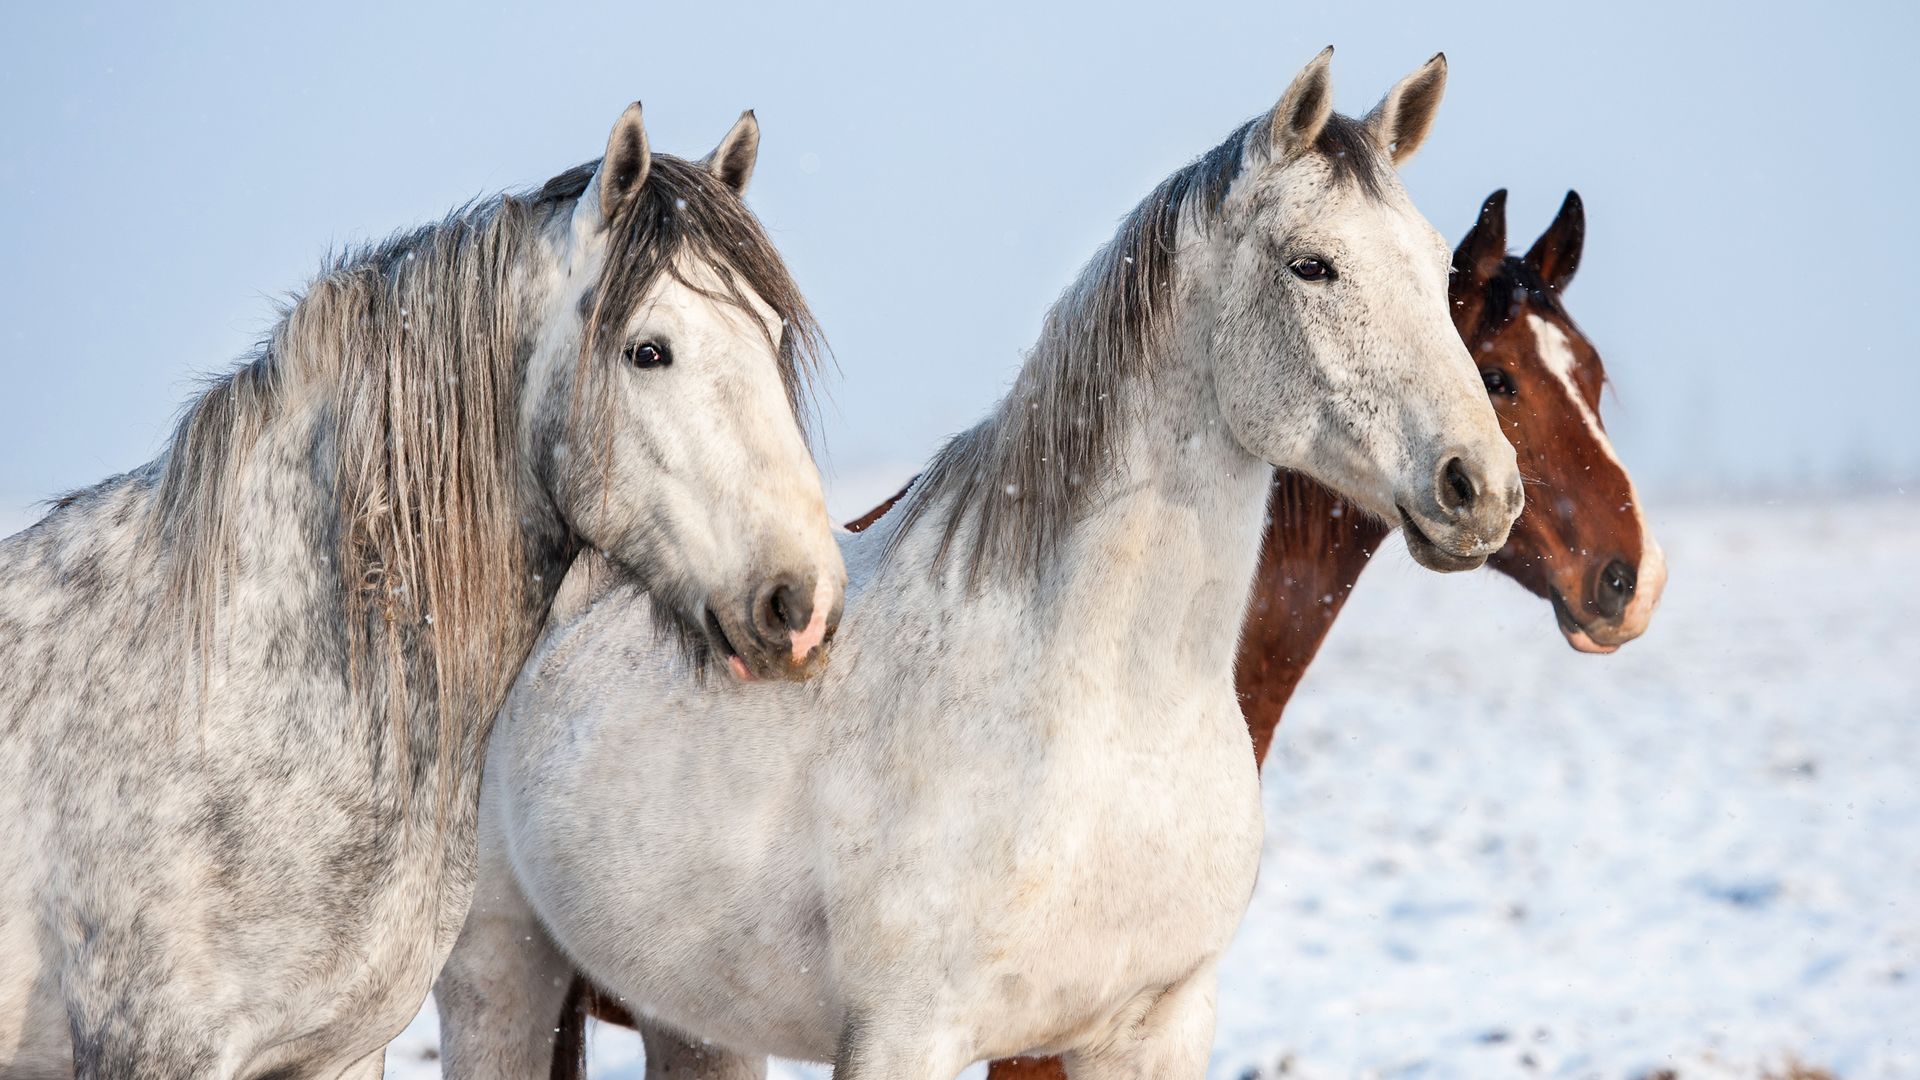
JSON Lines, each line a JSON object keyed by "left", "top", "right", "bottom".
{"left": 1031, "top": 350, "right": 1275, "bottom": 697}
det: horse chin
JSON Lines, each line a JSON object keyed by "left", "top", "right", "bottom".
{"left": 1549, "top": 589, "right": 1622, "bottom": 655}
{"left": 592, "top": 548, "right": 835, "bottom": 683}
{"left": 703, "top": 605, "right": 830, "bottom": 684}
{"left": 1563, "top": 630, "right": 1619, "bottom": 655}
{"left": 1397, "top": 507, "right": 1489, "bottom": 573}
{"left": 702, "top": 607, "right": 759, "bottom": 681}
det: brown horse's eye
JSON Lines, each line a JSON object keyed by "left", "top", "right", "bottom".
{"left": 624, "top": 341, "right": 672, "bottom": 369}
{"left": 1481, "top": 367, "right": 1516, "bottom": 397}
{"left": 1289, "top": 256, "right": 1335, "bottom": 282}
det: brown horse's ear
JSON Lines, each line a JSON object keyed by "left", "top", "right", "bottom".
{"left": 1525, "top": 190, "right": 1585, "bottom": 292}
{"left": 1454, "top": 189, "right": 1509, "bottom": 283}
{"left": 1268, "top": 47, "right": 1335, "bottom": 161}
{"left": 703, "top": 110, "right": 760, "bottom": 195}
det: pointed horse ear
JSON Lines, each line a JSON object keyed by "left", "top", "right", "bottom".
{"left": 1268, "top": 47, "right": 1335, "bottom": 161}
{"left": 1454, "top": 189, "right": 1509, "bottom": 283}
{"left": 704, "top": 110, "right": 760, "bottom": 195}
{"left": 1365, "top": 53, "right": 1447, "bottom": 166}
{"left": 578, "top": 102, "right": 652, "bottom": 233}
{"left": 1525, "top": 190, "right": 1585, "bottom": 292}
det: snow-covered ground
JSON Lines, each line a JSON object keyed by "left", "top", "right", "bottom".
{"left": 367, "top": 492, "right": 1916, "bottom": 1078}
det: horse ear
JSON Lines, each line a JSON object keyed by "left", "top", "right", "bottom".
{"left": 1525, "top": 190, "right": 1585, "bottom": 292}
{"left": 1268, "top": 47, "right": 1335, "bottom": 161}
{"left": 1454, "top": 189, "right": 1509, "bottom": 282}
{"left": 1365, "top": 53, "right": 1447, "bottom": 165}
{"left": 703, "top": 110, "right": 760, "bottom": 195}
{"left": 594, "top": 102, "right": 652, "bottom": 225}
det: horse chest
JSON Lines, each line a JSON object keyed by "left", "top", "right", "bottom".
{"left": 823, "top": 686, "right": 1264, "bottom": 1052}
{"left": 1008, "top": 708, "right": 1257, "bottom": 958}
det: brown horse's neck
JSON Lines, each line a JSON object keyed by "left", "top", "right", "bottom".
{"left": 1237, "top": 470, "right": 1391, "bottom": 764}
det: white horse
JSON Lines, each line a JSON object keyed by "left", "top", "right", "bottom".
{"left": 0, "top": 105, "right": 844, "bottom": 1079}
{"left": 440, "top": 50, "right": 1521, "bottom": 1080}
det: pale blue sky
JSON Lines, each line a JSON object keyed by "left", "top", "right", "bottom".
{"left": 3, "top": 1, "right": 1914, "bottom": 526}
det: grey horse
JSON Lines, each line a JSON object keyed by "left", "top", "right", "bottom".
{"left": 0, "top": 104, "right": 844, "bottom": 1078}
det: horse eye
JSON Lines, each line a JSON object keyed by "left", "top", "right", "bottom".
{"left": 1289, "top": 256, "right": 1335, "bottom": 282}
{"left": 624, "top": 341, "right": 671, "bottom": 369}
{"left": 1481, "top": 368, "right": 1516, "bottom": 397}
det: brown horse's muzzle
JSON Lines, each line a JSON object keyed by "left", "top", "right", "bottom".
{"left": 1550, "top": 539, "right": 1667, "bottom": 654}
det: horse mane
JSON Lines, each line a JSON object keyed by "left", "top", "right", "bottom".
{"left": 889, "top": 113, "right": 1384, "bottom": 585}
{"left": 537, "top": 156, "right": 825, "bottom": 418}
{"left": 149, "top": 152, "right": 823, "bottom": 779}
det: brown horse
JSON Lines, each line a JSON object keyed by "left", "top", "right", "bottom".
{"left": 549, "top": 189, "right": 1664, "bottom": 1079}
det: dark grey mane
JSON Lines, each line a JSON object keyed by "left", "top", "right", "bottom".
{"left": 1309, "top": 113, "right": 1389, "bottom": 199}
{"left": 890, "top": 112, "right": 1384, "bottom": 584}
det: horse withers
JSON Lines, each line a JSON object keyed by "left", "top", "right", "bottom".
{"left": 438, "top": 49, "right": 1519, "bottom": 1080}
{"left": 0, "top": 106, "right": 843, "bottom": 1079}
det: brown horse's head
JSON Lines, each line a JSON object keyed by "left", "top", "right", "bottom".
{"left": 1450, "top": 189, "right": 1665, "bottom": 653}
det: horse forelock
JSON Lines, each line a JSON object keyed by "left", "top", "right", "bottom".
{"left": 1305, "top": 113, "right": 1391, "bottom": 201}
{"left": 564, "top": 153, "right": 826, "bottom": 428}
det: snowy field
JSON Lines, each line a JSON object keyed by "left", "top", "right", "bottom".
{"left": 368, "top": 491, "right": 1920, "bottom": 1079}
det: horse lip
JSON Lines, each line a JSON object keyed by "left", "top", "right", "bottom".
{"left": 703, "top": 607, "right": 749, "bottom": 674}
{"left": 1549, "top": 588, "right": 1621, "bottom": 655}
{"left": 1397, "top": 505, "right": 1487, "bottom": 572}
{"left": 706, "top": 604, "right": 831, "bottom": 682}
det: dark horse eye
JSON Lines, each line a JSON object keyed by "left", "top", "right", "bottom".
{"left": 624, "top": 341, "right": 671, "bottom": 369}
{"left": 1481, "top": 368, "right": 1517, "bottom": 397}
{"left": 1289, "top": 256, "right": 1335, "bottom": 282}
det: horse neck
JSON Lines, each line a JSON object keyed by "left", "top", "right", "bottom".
{"left": 1236, "top": 471, "right": 1391, "bottom": 764}
{"left": 1012, "top": 328, "right": 1275, "bottom": 708}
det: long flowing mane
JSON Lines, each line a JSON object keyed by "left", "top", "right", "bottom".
{"left": 889, "top": 114, "right": 1386, "bottom": 585}
{"left": 147, "top": 153, "right": 823, "bottom": 776}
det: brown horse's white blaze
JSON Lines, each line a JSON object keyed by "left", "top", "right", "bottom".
{"left": 1457, "top": 188, "right": 1664, "bottom": 654}
{"left": 1522, "top": 312, "right": 1665, "bottom": 650}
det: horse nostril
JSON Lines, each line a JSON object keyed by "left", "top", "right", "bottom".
{"left": 761, "top": 579, "right": 811, "bottom": 636}
{"left": 1593, "top": 558, "right": 1636, "bottom": 621}
{"left": 1437, "top": 457, "right": 1477, "bottom": 515}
